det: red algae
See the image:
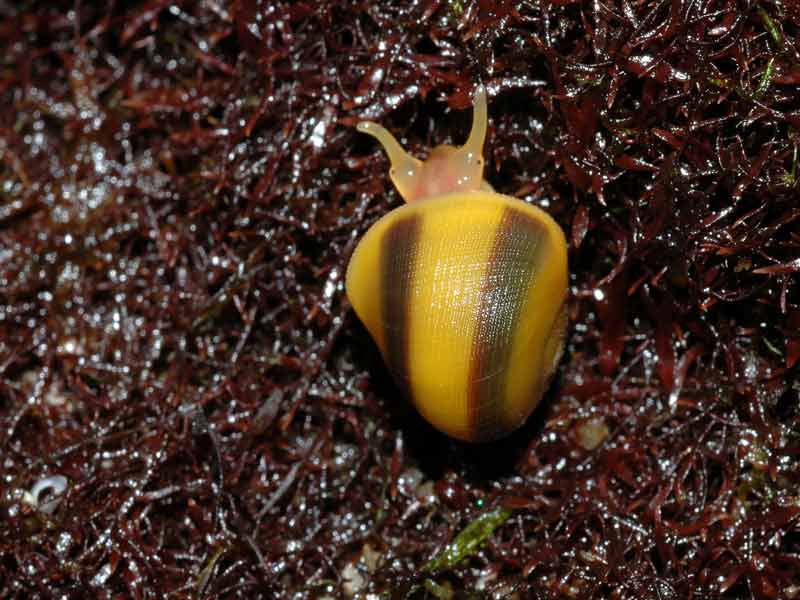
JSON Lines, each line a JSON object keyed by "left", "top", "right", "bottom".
{"left": 0, "top": 1, "right": 798, "bottom": 598}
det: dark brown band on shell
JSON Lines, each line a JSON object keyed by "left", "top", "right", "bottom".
{"left": 468, "top": 206, "right": 548, "bottom": 440}
{"left": 380, "top": 214, "right": 422, "bottom": 390}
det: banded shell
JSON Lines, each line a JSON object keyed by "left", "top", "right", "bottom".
{"left": 346, "top": 191, "right": 567, "bottom": 442}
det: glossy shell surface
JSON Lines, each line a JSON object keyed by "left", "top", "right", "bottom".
{"left": 346, "top": 190, "right": 568, "bottom": 441}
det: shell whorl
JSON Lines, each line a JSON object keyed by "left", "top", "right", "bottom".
{"left": 346, "top": 192, "right": 568, "bottom": 442}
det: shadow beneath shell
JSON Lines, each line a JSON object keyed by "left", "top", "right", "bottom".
{"left": 403, "top": 400, "right": 551, "bottom": 484}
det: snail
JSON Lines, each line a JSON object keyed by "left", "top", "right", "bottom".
{"left": 347, "top": 86, "right": 568, "bottom": 442}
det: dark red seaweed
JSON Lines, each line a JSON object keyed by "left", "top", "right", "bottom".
{"left": 0, "top": 1, "right": 798, "bottom": 598}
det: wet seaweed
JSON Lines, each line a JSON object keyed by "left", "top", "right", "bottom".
{"left": 1, "top": 1, "right": 798, "bottom": 598}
